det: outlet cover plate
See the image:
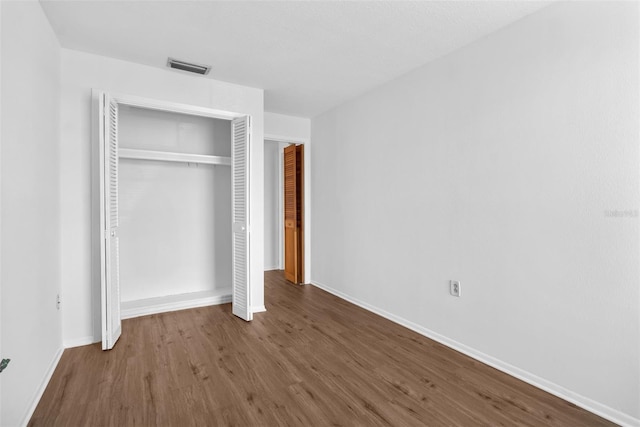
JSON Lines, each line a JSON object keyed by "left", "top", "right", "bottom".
{"left": 450, "top": 280, "right": 461, "bottom": 297}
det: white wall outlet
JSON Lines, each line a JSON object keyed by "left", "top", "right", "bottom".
{"left": 450, "top": 280, "right": 461, "bottom": 297}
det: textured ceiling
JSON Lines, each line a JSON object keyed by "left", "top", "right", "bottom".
{"left": 40, "top": 1, "right": 550, "bottom": 118}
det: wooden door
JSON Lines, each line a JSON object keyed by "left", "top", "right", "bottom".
{"left": 284, "top": 144, "right": 304, "bottom": 284}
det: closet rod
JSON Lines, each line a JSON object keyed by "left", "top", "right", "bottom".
{"left": 119, "top": 148, "right": 231, "bottom": 166}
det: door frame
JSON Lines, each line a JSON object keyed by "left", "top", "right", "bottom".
{"left": 92, "top": 90, "right": 255, "bottom": 349}
{"left": 264, "top": 134, "right": 310, "bottom": 284}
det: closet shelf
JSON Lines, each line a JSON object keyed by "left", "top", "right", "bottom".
{"left": 119, "top": 148, "right": 231, "bottom": 166}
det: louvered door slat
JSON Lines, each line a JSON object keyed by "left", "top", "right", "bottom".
{"left": 102, "top": 94, "right": 122, "bottom": 350}
{"left": 283, "top": 145, "right": 298, "bottom": 283}
{"left": 108, "top": 102, "right": 119, "bottom": 228}
{"left": 231, "top": 116, "right": 251, "bottom": 321}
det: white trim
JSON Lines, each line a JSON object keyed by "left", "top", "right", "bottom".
{"left": 252, "top": 305, "right": 267, "bottom": 313}
{"left": 20, "top": 348, "right": 63, "bottom": 427}
{"left": 310, "top": 280, "right": 640, "bottom": 427}
{"left": 108, "top": 91, "right": 245, "bottom": 121}
{"left": 263, "top": 139, "right": 286, "bottom": 273}
{"left": 121, "top": 291, "right": 232, "bottom": 320}
{"left": 119, "top": 148, "right": 231, "bottom": 166}
{"left": 93, "top": 89, "right": 108, "bottom": 350}
{"left": 277, "top": 144, "right": 285, "bottom": 270}
{"left": 264, "top": 133, "right": 310, "bottom": 145}
{"left": 90, "top": 88, "right": 103, "bottom": 350}
{"left": 64, "top": 336, "right": 97, "bottom": 349}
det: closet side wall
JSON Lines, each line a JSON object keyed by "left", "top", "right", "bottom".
{"left": 118, "top": 107, "right": 231, "bottom": 302}
{"left": 264, "top": 141, "right": 284, "bottom": 270}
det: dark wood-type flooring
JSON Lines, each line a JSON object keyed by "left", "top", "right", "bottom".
{"left": 30, "top": 271, "right": 614, "bottom": 426}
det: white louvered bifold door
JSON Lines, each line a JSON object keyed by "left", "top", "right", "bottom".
{"left": 231, "top": 116, "right": 252, "bottom": 321}
{"left": 101, "top": 94, "right": 122, "bottom": 350}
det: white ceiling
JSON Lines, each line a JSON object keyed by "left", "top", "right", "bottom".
{"left": 40, "top": 1, "right": 550, "bottom": 118}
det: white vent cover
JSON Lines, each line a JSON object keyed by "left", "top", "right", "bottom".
{"left": 166, "top": 58, "right": 211, "bottom": 75}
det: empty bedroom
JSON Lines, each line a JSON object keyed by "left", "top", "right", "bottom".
{"left": 0, "top": 1, "right": 638, "bottom": 426}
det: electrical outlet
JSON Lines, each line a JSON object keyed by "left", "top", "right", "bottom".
{"left": 450, "top": 280, "right": 461, "bottom": 297}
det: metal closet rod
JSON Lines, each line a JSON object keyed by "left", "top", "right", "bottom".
{"left": 118, "top": 148, "right": 231, "bottom": 166}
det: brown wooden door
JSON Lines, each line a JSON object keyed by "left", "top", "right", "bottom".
{"left": 284, "top": 144, "right": 304, "bottom": 283}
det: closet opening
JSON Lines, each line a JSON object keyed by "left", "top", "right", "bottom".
{"left": 93, "top": 90, "right": 253, "bottom": 350}
{"left": 118, "top": 106, "right": 232, "bottom": 318}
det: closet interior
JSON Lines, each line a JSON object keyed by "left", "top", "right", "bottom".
{"left": 117, "top": 105, "right": 233, "bottom": 318}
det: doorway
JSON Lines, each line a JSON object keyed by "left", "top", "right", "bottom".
{"left": 264, "top": 138, "right": 309, "bottom": 285}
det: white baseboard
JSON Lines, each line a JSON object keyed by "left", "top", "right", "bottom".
{"left": 310, "top": 280, "right": 639, "bottom": 427}
{"left": 264, "top": 266, "right": 280, "bottom": 271}
{"left": 252, "top": 305, "right": 267, "bottom": 313}
{"left": 64, "top": 336, "right": 97, "bottom": 349}
{"left": 121, "top": 290, "right": 232, "bottom": 320}
{"left": 21, "top": 347, "right": 63, "bottom": 427}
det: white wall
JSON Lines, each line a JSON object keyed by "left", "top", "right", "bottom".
{"left": 0, "top": 2, "right": 63, "bottom": 425}
{"left": 265, "top": 112, "right": 311, "bottom": 142}
{"left": 119, "top": 107, "right": 232, "bottom": 302}
{"left": 311, "top": 2, "right": 639, "bottom": 424}
{"left": 0, "top": 1, "right": 3, "bottom": 420}
{"left": 60, "top": 49, "right": 264, "bottom": 346}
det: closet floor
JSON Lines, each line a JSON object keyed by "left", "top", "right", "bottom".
{"left": 29, "top": 271, "right": 613, "bottom": 426}
{"left": 121, "top": 288, "right": 232, "bottom": 319}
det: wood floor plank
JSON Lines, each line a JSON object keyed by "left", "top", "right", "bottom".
{"left": 29, "top": 271, "right": 615, "bottom": 426}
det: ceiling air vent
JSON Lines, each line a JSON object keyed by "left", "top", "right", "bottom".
{"left": 167, "top": 58, "right": 211, "bottom": 75}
